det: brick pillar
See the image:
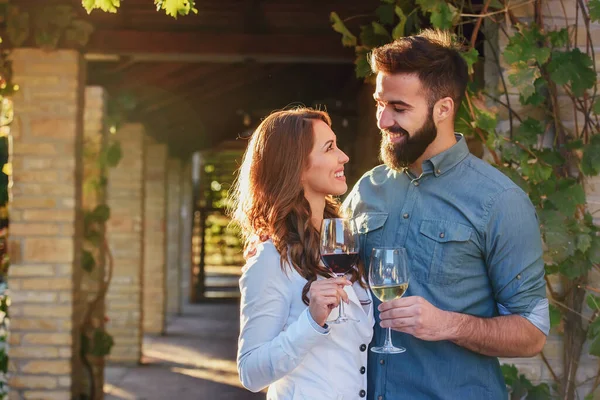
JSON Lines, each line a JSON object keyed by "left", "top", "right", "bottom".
{"left": 105, "top": 123, "right": 145, "bottom": 363}
{"left": 81, "top": 86, "right": 108, "bottom": 399}
{"left": 165, "top": 158, "right": 182, "bottom": 316}
{"left": 179, "top": 160, "right": 193, "bottom": 309}
{"left": 143, "top": 138, "right": 168, "bottom": 334}
{"left": 8, "top": 49, "right": 85, "bottom": 399}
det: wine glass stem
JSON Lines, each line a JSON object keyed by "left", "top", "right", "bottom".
{"left": 339, "top": 298, "right": 345, "bottom": 319}
{"left": 384, "top": 327, "right": 394, "bottom": 349}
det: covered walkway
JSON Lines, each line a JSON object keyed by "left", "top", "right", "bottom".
{"left": 104, "top": 303, "right": 263, "bottom": 400}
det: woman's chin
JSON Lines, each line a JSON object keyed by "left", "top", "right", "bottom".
{"left": 329, "top": 183, "right": 348, "bottom": 196}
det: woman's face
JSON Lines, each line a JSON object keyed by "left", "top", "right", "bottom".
{"left": 302, "top": 119, "right": 350, "bottom": 199}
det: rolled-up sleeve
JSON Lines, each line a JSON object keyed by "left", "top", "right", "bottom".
{"left": 484, "top": 188, "right": 549, "bottom": 335}
{"left": 237, "top": 243, "right": 329, "bottom": 392}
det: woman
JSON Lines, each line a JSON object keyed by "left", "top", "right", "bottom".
{"left": 230, "top": 108, "right": 374, "bottom": 399}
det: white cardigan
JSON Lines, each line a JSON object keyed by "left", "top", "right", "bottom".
{"left": 237, "top": 240, "right": 374, "bottom": 400}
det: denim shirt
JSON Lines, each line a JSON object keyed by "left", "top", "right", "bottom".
{"left": 342, "top": 135, "right": 548, "bottom": 400}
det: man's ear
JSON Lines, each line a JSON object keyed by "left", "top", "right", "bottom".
{"left": 433, "top": 97, "right": 454, "bottom": 124}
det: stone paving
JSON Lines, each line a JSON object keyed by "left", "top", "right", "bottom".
{"left": 104, "top": 303, "right": 264, "bottom": 400}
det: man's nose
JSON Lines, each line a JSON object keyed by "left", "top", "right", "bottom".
{"left": 377, "top": 107, "right": 394, "bottom": 130}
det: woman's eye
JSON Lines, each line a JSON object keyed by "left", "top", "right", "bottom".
{"left": 326, "top": 145, "right": 334, "bottom": 152}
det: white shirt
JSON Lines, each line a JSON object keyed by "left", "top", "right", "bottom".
{"left": 237, "top": 240, "right": 374, "bottom": 399}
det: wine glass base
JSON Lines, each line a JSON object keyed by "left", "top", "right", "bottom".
{"left": 370, "top": 345, "right": 406, "bottom": 354}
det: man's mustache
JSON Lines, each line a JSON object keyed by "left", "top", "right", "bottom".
{"left": 381, "top": 125, "right": 409, "bottom": 137}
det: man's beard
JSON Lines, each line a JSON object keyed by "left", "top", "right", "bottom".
{"left": 380, "top": 111, "right": 437, "bottom": 171}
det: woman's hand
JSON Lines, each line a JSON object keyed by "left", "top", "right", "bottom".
{"left": 308, "top": 277, "right": 351, "bottom": 327}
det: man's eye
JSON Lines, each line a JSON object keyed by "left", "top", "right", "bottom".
{"left": 394, "top": 108, "right": 406, "bottom": 113}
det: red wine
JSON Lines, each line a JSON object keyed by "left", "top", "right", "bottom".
{"left": 321, "top": 252, "right": 359, "bottom": 275}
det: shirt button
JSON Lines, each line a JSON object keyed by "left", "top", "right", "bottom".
{"left": 378, "top": 396, "right": 384, "bottom": 400}
{"left": 359, "top": 390, "right": 366, "bottom": 398}
{"left": 360, "top": 344, "right": 367, "bottom": 351}
{"left": 516, "top": 274, "right": 522, "bottom": 280}
{"left": 413, "top": 181, "right": 420, "bottom": 186}
{"left": 403, "top": 213, "right": 409, "bottom": 219}
{"left": 360, "top": 366, "right": 366, "bottom": 374}
{"left": 439, "top": 232, "right": 445, "bottom": 239}
{"left": 436, "top": 169, "right": 441, "bottom": 174}
{"left": 380, "top": 359, "right": 385, "bottom": 365}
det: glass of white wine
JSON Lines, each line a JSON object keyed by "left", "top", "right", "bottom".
{"left": 369, "top": 247, "right": 409, "bottom": 354}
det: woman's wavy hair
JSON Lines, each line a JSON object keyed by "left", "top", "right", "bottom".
{"left": 229, "top": 107, "right": 365, "bottom": 305}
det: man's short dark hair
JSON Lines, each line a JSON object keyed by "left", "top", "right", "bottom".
{"left": 370, "top": 29, "right": 469, "bottom": 111}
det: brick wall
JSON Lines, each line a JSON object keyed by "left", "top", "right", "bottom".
{"left": 166, "top": 158, "right": 182, "bottom": 316}
{"left": 143, "top": 138, "right": 167, "bottom": 334}
{"left": 105, "top": 123, "right": 145, "bottom": 363}
{"left": 8, "top": 49, "right": 85, "bottom": 399}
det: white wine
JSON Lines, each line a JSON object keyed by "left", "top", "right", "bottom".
{"left": 371, "top": 282, "right": 409, "bottom": 302}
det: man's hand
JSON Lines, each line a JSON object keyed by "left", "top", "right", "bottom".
{"left": 378, "top": 296, "right": 453, "bottom": 341}
{"left": 309, "top": 277, "right": 351, "bottom": 327}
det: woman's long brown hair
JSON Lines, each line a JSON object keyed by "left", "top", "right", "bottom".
{"left": 229, "top": 107, "right": 366, "bottom": 305}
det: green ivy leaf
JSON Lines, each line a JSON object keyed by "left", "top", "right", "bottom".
{"left": 548, "top": 28, "right": 569, "bottom": 48}
{"left": 537, "top": 149, "right": 564, "bottom": 166}
{"left": 504, "top": 26, "right": 551, "bottom": 65}
{"left": 496, "top": 166, "right": 530, "bottom": 193}
{"left": 520, "top": 77, "right": 547, "bottom": 106}
{"left": 593, "top": 98, "right": 600, "bottom": 115}
{"left": 589, "top": 316, "right": 600, "bottom": 339}
{"left": 549, "top": 303, "right": 561, "bottom": 328}
{"left": 92, "top": 204, "right": 111, "bottom": 223}
{"left": 376, "top": 4, "right": 395, "bottom": 25}
{"left": 515, "top": 118, "right": 544, "bottom": 146}
{"left": 560, "top": 253, "right": 591, "bottom": 279}
{"left": 461, "top": 48, "right": 479, "bottom": 75}
{"left": 391, "top": 6, "right": 407, "bottom": 39}
{"left": 590, "top": 335, "right": 600, "bottom": 357}
{"left": 430, "top": 2, "right": 456, "bottom": 30}
{"left": 155, "top": 0, "right": 197, "bottom": 18}
{"left": 372, "top": 22, "right": 391, "bottom": 39}
{"left": 540, "top": 209, "right": 575, "bottom": 263}
{"left": 82, "top": 250, "right": 96, "bottom": 273}
{"left": 473, "top": 108, "right": 497, "bottom": 134}
{"left": 104, "top": 141, "right": 123, "bottom": 168}
{"left": 360, "top": 24, "right": 391, "bottom": 48}
{"left": 508, "top": 63, "right": 540, "bottom": 103}
{"left": 589, "top": 236, "right": 600, "bottom": 264}
{"left": 590, "top": 0, "right": 600, "bottom": 22}
{"left": 91, "top": 328, "right": 114, "bottom": 357}
{"left": 586, "top": 294, "right": 600, "bottom": 312}
{"left": 330, "top": 12, "right": 358, "bottom": 47}
{"left": 582, "top": 135, "right": 600, "bottom": 176}
{"left": 548, "top": 49, "right": 596, "bottom": 97}
{"left": 520, "top": 160, "right": 553, "bottom": 184}
{"left": 577, "top": 233, "right": 593, "bottom": 253}
{"left": 547, "top": 182, "right": 585, "bottom": 216}
{"left": 82, "top": 0, "right": 120, "bottom": 13}
{"left": 354, "top": 47, "right": 372, "bottom": 78}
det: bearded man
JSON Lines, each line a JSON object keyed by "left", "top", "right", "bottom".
{"left": 343, "top": 29, "right": 548, "bottom": 400}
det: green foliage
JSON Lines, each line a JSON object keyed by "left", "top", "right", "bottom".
{"left": 502, "top": 364, "right": 552, "bottom": 399}
{"left": 82, "top": 0, "right": 197, "bottom": 18}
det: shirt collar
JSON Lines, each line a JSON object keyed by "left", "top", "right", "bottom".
{"left": 421, "top": 133, "right": 470, "bottom": 177}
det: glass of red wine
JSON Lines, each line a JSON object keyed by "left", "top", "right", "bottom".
{"left": 320, "top": 218, "right": 360, "bottom": 324}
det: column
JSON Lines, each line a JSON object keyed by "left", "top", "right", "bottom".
{"left": 143, "top": 138, "right": 168, "bottom": 334}
{"left": 165, "top": 158, "right": 182, "bottom": 316}
{"left": 105, "top": 123, "right": 145, "bottom": 363}
{"left": 179, "top": 160, "right": 193, "bottom": 310}
{"left": 8, "top": 49, "right": 85, "bottom": 399}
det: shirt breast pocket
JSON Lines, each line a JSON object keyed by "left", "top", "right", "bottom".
{"left": 355, "top": 213, "right": 388, "bottom": 262}
{"left": 415, "top": 219, "right": 474, "bottom": 285}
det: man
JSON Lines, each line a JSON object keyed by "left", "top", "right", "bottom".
{"left": 342, "top": 29, "right": 548, "bottom": 399}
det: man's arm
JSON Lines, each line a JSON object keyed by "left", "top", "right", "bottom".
{"left": 378, "top": 296, "right": 546, "bottom": 357}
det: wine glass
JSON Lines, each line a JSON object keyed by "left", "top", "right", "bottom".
{"left": 369, "top": 247, "right": 409, "bottom": 354}
{"left": 320, "top": 218, "right": 360, "bottom": 324}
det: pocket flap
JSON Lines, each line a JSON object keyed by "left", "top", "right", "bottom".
{"left": 419, "top": 220, "right": 472, "bottom": 243}
{"left": 355, "top": 213, "right": 388, "bottom": 234}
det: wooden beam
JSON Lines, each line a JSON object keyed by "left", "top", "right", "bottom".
{"left": 87, "top": 30, "right": 354, "bottom": 63}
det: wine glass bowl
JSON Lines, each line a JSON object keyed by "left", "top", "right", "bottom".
{"left": 369, "top": 247, "right": 409, "bottom": 354}
{"left": 320, "top": 218, "right": 360, "bottom": 324}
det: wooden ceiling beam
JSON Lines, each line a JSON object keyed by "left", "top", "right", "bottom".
{"left": 87, "top": 30, "right": 354, "bottom": 64}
